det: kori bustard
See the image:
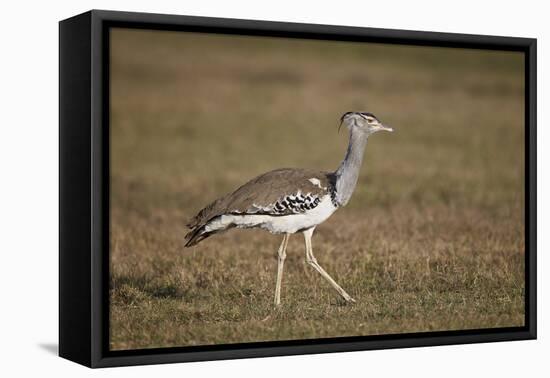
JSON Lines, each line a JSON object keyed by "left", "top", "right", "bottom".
{"left": 185, "top": 111, "right": 393, "bottom": 304}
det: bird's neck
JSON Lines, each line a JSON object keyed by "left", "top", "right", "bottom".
{"left": 333, "top": 129, "right": 368, "bottom": 207}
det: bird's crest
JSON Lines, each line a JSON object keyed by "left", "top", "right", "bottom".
{"left": 338, "top": 111, "right": 378, "bottom": 133}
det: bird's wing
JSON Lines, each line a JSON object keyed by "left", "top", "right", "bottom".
{"left": 186, "top": 168, "right": 334, "bottom": 229}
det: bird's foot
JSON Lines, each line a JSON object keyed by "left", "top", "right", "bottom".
{"left": 342, "top": 293, "right": 356, "bottom": 304}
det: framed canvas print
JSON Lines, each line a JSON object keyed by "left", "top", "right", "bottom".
{"left": 59, "top": 10, "right": 537, "bottom": 368}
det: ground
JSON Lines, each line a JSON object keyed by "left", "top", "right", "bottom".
{"left": 109, "top": 28, "right": 525, "bottom": 350}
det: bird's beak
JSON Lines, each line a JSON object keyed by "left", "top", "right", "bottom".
{"left": 378, "top": 124, "right": 394, "bottom": 132}
{"left": 338, "top": 120, "right": 344, "bottom": 134}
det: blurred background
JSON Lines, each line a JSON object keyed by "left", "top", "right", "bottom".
{"left": 109, "top": 28, "right": 525, "bottom": 350}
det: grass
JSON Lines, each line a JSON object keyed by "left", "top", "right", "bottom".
{"left": 109, "top": 28, "right": 525, "bottom": 350}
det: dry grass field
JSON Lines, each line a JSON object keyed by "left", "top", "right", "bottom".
{"left": 109, "top": 28, "right": 525, "bottom": 350}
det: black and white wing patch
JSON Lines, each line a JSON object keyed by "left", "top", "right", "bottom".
{"left": 236, "top": 192, "right": 324, "bottom": 216}
{"left": 272, "top": 192, "right": 322, "bottom": 214}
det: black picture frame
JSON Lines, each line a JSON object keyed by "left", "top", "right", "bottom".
{"left": 59, "top": 9, "right": 537, "bottom": 368}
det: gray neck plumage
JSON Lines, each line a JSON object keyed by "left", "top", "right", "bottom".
{"left": 333, "top": 129, "right": 368, "bottom": 207}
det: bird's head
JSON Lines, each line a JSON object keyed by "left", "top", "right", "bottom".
{"left": 339, "top": 111, "right": 393, "bottom": 135}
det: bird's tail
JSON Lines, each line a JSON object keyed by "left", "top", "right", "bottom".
{"left": 184, "top": 225, "right": 211, "bottom": 247}
{"left": 184, "top": 216, "right": 233, "bottom": 247}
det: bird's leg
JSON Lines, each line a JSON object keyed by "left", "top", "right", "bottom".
{"left": 274, "top": 233, "right": 290, "bottom": 306}
{"left": 303, "top": 228, "right": 356, "bottom": 303}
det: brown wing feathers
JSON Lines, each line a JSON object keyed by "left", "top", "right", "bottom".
{"left": 184, "top": 168, "right": 332, "bottom": 247}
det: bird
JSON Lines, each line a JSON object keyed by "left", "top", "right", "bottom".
{"left": 184, "top": 111, "right": 393, "bottom": 305}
